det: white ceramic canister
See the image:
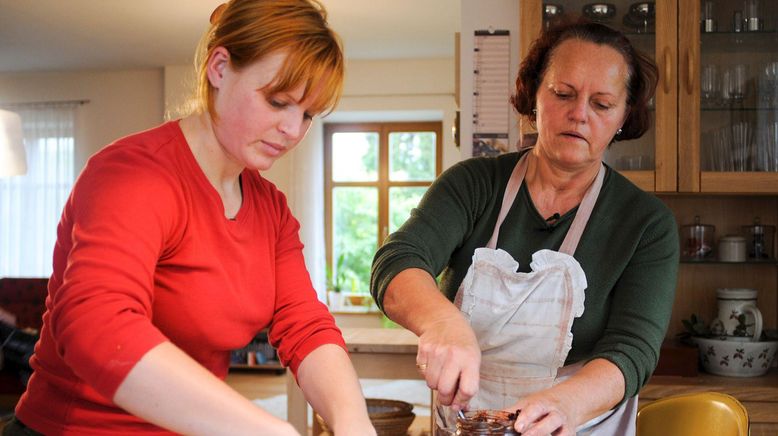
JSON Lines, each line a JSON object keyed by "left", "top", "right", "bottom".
{"left": 710, "top": 288, "right": 763, "bottom": 341}
{"left": 718, "top": 235, "right": 747, "bottom": 262}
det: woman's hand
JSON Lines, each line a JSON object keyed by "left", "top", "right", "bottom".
{"left": 510, "top": 359, "right": 625, "bottom": 436}
{"left": 416, "top": 313, "right": 481, "bottom": 410}
{"left": 510, "top": 389, "right": 579, "bottom": 436}
{"left": 382, "top": 268, "right": 482, "bottom": 411}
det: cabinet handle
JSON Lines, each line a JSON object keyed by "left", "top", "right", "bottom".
{"left": 663, "top": 47, "right": 671, "bottom": 94}
{"left": 686, "top": 49, "right": 694, "bottom": 94}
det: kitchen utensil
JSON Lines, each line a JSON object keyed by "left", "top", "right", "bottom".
{"left": 680, "top": 216, "right": 715, "bottom": 260}
{"left": 710, "top": 288, "right": 762, "bottom": 340}
{"left": 718, "top": 235, "right": 747, "bottom": 262}
{"left": 742, "top": 217, "right": 775, "bottom": 259}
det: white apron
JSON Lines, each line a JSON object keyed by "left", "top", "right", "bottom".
{"left": 438, "top": 153, "right": 636, "bottom": 435}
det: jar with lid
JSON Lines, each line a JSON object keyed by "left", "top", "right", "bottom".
{"left": 742, "top": 217, "right": 775, "bottom": 260}
{"left": 455, "top": 410, "right": 520, "bottom": 435}
{"left": 680, "top": 216, "right": 715, "bottom": 260}
{"left": 718, "top": 235, "right": 747, "bottom": 262}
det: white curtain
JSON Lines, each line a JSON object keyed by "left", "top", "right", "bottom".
{"left": 0, "top": 102, "right": 78, "bottom": 278}
{"left": 274, "top": 119, "right": 327, "bottom": 301}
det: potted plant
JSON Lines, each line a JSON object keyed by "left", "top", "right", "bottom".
{"left": 325, "top": 253, "right": 347, "bottom": 311}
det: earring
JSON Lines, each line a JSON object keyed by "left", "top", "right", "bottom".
{"left": 532, "top": 108, "right": 537, "bottom": 115}
{"left": 616, "top": 128, "right": 623, "bottom": 136}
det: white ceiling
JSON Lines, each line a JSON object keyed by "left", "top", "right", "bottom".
{"left": 0, "top": 0, "right": 461, "bottom": 73}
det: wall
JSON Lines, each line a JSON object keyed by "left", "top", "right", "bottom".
{"left": 0, "top": 69, "right": 164, "bottom": 170}
{"left": 162, "top": 57, "right": 459, "bottom": 193}
{"left": 0, "top": 55, "right": 456, "bottom": 296}
{"left": 459, "top": 0, "right": 521, "bottom": 160}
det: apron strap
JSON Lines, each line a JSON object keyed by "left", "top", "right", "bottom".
{"left": 485, "top": 154, "right": 529, "bottom": 249}
{"left": 485, "top": 151, "right": 606, "bottom": 256}
{"left": 558, "top": 163, "right": 606, "bottom": 256}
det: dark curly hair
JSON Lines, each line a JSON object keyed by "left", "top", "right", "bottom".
{"left": 510, "top": 19, "right": 658, "bottom": 141}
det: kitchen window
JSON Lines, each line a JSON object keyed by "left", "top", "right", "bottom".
{"left": 324, "top": 122, "right": 442, "bottom": 295}
{"left": 0, "top": 102, "right": 78, "bottom": 277}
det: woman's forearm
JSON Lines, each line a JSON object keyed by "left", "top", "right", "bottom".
{"left": 556, "top": 358, "right": 625, "bottom": 423}
{"left": 296, "top": 344, "right": 375, "bottom": 436}
{"left": 383, "top": 268, "right": 463, "bottom": 336}
{"left": 113, "top": 341, "right": 296, "bottom": 435}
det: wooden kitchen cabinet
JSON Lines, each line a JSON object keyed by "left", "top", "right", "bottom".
{"left": 520, "top": 0, "right": 677, "bottom": 192}
{"left": 518, "top": 0, "right": 778, "bottom": 422}
{"left": 520, "top": 0, "right": 778, "bottom": 193}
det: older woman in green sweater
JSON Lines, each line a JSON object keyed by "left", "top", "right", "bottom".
{"left": 371, "top": 21, "right": 678, "bottom": 436}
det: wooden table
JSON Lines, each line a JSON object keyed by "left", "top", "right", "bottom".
{"left": 286, "top": 327, "right": 425, "bottom": 434}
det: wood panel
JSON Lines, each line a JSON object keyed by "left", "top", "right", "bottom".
{"left": 701, "top": 173, "right": 778, "bottom": 193}
{"left": 655, "top": 0, "right": 679, "bottom": 192}
{"left": 619, "top": 170, "right": 655, "bottom": 192}
{"left": 658, "top": 195, "right": 778, "bottom": 337}
{"left": 678, "top": 0, "right": 701, "bottom": 192}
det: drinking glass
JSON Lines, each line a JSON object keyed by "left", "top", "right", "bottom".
{"left": 744, "top": 0, "right": 761, "bottom": 31}
{"left": 702, "top": 0, "right": 717, "bottom": 32}
{"left": 760, "top": 61, "right": 778, "bottom": 108}
{"left": 701, "top": 64, "right": 719, "bottom": 107}
{"left": 731, "top": 122, "right": 752, "bottom": 171}
{"left": 726, "top": 64, "right": 748, "bottom": 102}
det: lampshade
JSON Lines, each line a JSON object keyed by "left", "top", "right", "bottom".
{"left": 0, "top": 109, "right": 26, "bottom": 177}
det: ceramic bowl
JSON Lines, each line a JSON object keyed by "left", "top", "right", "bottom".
{"left": 691, "top": 336, "right": 778, "bottom": 377}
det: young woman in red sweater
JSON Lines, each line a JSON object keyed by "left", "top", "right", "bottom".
{"left": 8, "top": 1, "right": 375, "bottom": 435}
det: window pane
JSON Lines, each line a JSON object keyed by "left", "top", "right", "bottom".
{"left": 332, "top": 187, "right": 377, "bottom": 293}
{"left": 332, "top": 132, "right": 378, "bottom": 181}
{"left": 389, "top": 187, "right": 427, "bottom": 233}
{"left": 389, "top": 131, "right": 436, "bottom": 181}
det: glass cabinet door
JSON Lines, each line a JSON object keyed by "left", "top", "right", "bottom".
{"left": 680, "top": 0, "right": 778, "bottom": 192}
{"left": 521, "top": 0, "right": 678, "bottom": 192}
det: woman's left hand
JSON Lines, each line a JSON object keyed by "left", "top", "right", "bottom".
{"left": 509, "top": 389, "right": 580, "bottom": 436}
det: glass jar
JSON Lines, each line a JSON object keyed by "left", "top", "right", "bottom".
{"left": 455, "top": 410, "right": 520, "bottom": 435}
{"left": 680, "top": 215, "right": 716, "bottom": 260}
{"left": 742, "top": 217, "right": 775, "bottom": 260}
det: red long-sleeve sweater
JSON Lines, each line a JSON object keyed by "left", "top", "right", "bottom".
{"left": 15, "top": 121, "right": 345, "bottom": 435}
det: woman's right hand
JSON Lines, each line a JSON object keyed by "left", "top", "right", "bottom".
{"left": 383, "top": 268, "right": 482, "bottom": 411}
{"left": 416, "top": 312, "right": 481, "bottom": 411}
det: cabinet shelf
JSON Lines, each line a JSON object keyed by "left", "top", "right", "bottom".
{"left": 701, "top": 106, "right": 778, "bottom": 112}
{"left": 701, "top": 31, "right": 778, "bottom": 52}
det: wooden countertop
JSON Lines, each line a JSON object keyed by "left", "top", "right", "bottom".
{"left": 642, "top": 369, "right": 778, "bottom": 433}
{"left": 643, "top": 368, "right": 778, "bottom": 400}
{"left": 341, "top": 327, "right": 419, "bottom": 354}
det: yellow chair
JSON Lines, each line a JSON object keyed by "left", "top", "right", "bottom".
{"left": 637, "top": 392, "right": 749, "bottom": 436}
